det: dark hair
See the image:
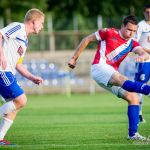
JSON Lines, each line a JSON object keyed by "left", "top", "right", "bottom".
{"left": 144, "top": 4, "right": 150, "bottom": 10}
{"left": 123, "top": 15, "right": 138, "bottom": 26}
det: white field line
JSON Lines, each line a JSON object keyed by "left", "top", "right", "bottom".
{"left": 8, "top": 142, "right": 150, "bottom": 148}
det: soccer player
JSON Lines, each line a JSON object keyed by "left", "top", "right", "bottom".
{"left": 134, "top": 4, "right": 150, "bottom": 123}
{"left": 0, "top": 8, "right": 45, "bottom": 145}
{"left": 68, "top": 15, "right": 150, "bottom": 140}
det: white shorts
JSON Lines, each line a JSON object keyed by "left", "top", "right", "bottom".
{"left": 91, "top": 63, "right": 117, "bottom": 86}
{"left": 91, "top": 63, "right": 126, "bottom": 98}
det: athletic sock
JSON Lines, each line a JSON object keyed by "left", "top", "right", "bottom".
{"left": 128, "top": 105, "right": 139, "bottom": 137}
{"left": 139, "top": 94, "right": 143, "bottom": 116}
{"left": 122, "top": 80, "right": 150, "bottom": 95}
{"left": 0, "top": 101, "right": 16, "bottom": 116}
{"left": 139, "top": 105, "right": 142, "bottom": 116}
{"left": 0, "top": 117, "right": 13, "bottom": 140}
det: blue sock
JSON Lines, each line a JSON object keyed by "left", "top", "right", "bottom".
{"left": 128, "top": 105, "right": 139, "bottom": 136}
{"left": 122, "top": 80, "right": 150, "bottom": 95}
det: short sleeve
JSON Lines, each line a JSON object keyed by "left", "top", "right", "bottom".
{"left": 95, "top": 28, "right": 111, "bottom": 42}
{"left": 0, "top": 23, "right": 22, "bottom": 40}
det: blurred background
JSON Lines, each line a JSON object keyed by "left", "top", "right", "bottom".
{"left": 0, "top": 0, "right": 148, "bottom": 95}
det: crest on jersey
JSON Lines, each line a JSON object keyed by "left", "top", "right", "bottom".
{"left": 17, "top": 46, "right": 24, "bottom": 56}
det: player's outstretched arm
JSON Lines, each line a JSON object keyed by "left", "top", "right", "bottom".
{"left": 16, "top": 63, "right": 43, "bottom": 85}
{"left": 68, "top": 33, "right": 97, "bottom": 69}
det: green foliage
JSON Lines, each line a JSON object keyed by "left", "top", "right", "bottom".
{"left": 0, "top": 0, "right": 149, "bottom": 27}
{"left": 0, "top": 0, "right": 149, "bottom": 25}
{"left": 47, "top": 0, "right": 148, "bottom": 18}
{"left": 0, "top": 0, "right": 48, "bottom": 24}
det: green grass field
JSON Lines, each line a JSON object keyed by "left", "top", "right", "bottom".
{"left": 1, "top": 93, "right": 150, "bottom": 150}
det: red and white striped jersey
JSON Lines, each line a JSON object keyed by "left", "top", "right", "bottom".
{"left": 0, "top": 22, "right": 28, "bottom": 74}
{"left": 92, "top": 28, "right": 141, "bottom": 70}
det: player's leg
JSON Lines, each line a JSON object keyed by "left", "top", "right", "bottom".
{"left": 135, "top": 62, "right": 150, "bottom": 123}
{"left": 111, "top": 86, "right": 147, "bottom": 140}
{"left": 110, "top": 71, "right": 150, "bottom": 95}
{"left": 121, "top": 92, "right": 141, "bottom": 139}
{"left": 0, "top": 111, "right": 17, "bottom": 142}
{"left": 0, "top": 72, "right": 27, "bottom": 145}
{"left": 96, "top": 82, "right": 147, "bottom": 140}
{"left": 0, "top": 94, "right": 27, "bottom": 145}
{"left": 0, "top": 72, "right": 25, "bottom": 114}
{"left": 138, "top": 94, "right": 146, "bottom": 123}
{"left": 92, "top": 63, "right": 150, "bottom": 95}
{"left": 0, "top": 101, "right": 16, "bottom": 117}
{"left": 122, "top": 62, "right": 150, "bottom": 95}
{"left": 91, "top": 64, "right": 147, "bottom": 140}
{"left": 0, "top": 94, "right": 27, "bottom": 146}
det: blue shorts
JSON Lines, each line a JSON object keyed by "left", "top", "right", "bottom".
{"left": 0, "top": 72, "right": 24, "bottom": 101}
{"left": 135, "top": 62, "right": 150, "bottom": 83}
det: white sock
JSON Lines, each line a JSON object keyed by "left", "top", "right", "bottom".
{"left": 139, "top": 105, "right": 142, "bottom": 115}
{"left": 0, "top": 117, "right": 13, "bottom": 140}
{"left": 0, "top": 101, "right": 16, "bottom": 116}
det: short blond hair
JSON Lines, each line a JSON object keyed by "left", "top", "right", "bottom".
{"left": 24, "top": 8, "right": 45, "bottom": 22}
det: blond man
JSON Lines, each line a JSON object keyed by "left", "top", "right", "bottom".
{"left": 0, "top": 8, "right": 45, "bottom": 145}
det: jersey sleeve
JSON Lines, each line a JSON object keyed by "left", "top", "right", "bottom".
{"left": 0, "top": 23, "right": 22, "bottom": 40}
{"left": 95, "top": 28, "right": 109, "bottom": 41}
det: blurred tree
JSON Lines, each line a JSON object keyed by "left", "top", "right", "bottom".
{"left": 47, "top": 0, "right": 149, "bottom": 18}
{"left": 46, "top": 0, "right": 149, "bottom": 29}
{"left": 0, "top": 0, "right": 149, "bottom": 27}
{"left": 0, "top": 0, "right": 48, "bottom": 25}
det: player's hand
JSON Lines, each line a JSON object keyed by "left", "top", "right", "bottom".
{"left": 68, "top": 58, "right": 76, "bottom": 69}
{"left": 32, "top": 76, "right": 43, "bottom": 85}
{"left": 0, "top": 53, "right": 7, "bottom": 70}
{"left": 136, "top": 56, "right": 145, "bottom": 63}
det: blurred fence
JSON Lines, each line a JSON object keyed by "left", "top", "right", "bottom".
{"left": 28, "top": 30, "right": 97, "bottom": 51}
{"left": 19, "top": 51, "right": 149, "bottom": 95}
{"left": 24, "top": 30, "right": 100, "bottom": 94}
{"left": 18, "top": 51, "right": 105, "bottom": 95}
{"left": 27, "top": 15, "right": 122, "bottom": 51}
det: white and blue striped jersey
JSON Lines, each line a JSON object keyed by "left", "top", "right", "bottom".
{"left": 0, "top": 22, "right": 28, "bottom": 74}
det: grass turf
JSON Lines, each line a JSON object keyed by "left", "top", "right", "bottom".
{"left": 1, "top": 93, "right": 150, "bottom": 149}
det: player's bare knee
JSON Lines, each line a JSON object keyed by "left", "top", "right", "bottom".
{"left": 13, "top": 94, "right": 27, "bottom": 109}
{"left": 124, "top": 92, "right": 139, "bottom": 105}
{"left": 18, "top": 99, "right": 27, "bottom": 108}
{"left": 110, "top": 73, "right": 128, "bottom": 86}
